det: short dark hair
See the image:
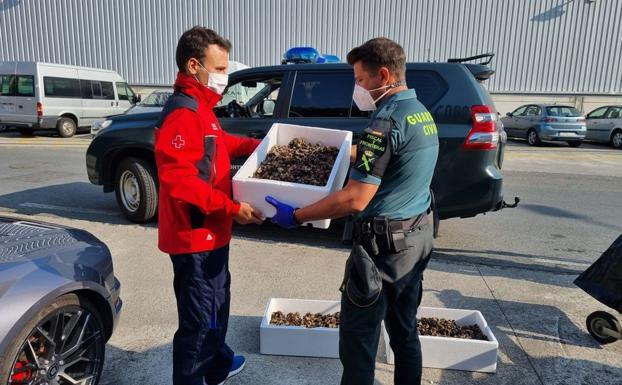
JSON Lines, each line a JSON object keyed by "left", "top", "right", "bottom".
{"left": 175, "top": 26, "right": 232, "bottom": 72}
{"left": 347, "top": 38, "right": 406, "bottom": 80}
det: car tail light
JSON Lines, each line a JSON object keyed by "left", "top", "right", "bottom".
{"left": 542, "top": 117, "right": 558, "bottom": 122}
{"left": 577, "top": 117, "right": 586, "bottom": 123}
{"left": 36, "top": 102, "right": 43, "bottom": 117}
{"left": 463, "top": 105, "right": 499, "bottom": 150}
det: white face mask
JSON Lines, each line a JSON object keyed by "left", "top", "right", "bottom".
{"left": 195, "top": 61, "right": 229, "bottom": 95}
{"left": 352, "top": 83, "right": 394, "bottom": 112}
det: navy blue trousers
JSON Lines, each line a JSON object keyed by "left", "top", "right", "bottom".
{"left": 340, "top": 221, "right": 433, "bottom": 385}
{"left": 170, "top": 245, "right": 233, "bottom": 385}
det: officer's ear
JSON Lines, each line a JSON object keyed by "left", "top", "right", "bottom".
{"left": 378, "top": 67, "right": 391, "bottom": 84}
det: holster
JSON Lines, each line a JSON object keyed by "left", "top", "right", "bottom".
{"left": 354, "top": 215, "right": 421, "bottom": 257}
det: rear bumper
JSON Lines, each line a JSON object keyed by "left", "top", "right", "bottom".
{"left": 0, "top": 117, "right": 57, "bottom": 129}
{"left": 536, "top": 124, "right": 587, "bottom": 141}
{"left": 435, "top": 164, "right": 504, "bottom": 220}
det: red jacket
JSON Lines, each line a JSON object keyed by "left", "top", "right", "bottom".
{"left": 155, "top": 73, "right": 260, "bottom": 254}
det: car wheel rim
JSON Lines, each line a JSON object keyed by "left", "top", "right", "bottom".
{"left": 9, "top": 308, "right": 104, "bottom": 385}
{"left": 62, "top": 121, "right": 74, "bottom": 135}
{"left": 613, "top": 133, "right": 622, "bottom": 147}
{"left": 528, "top": 132, "right": 536, "bottom": 144}
{"left": 120, "top": 170, "right": 141, "bottom": 213}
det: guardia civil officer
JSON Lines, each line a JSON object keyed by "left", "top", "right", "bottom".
{"left": 266, "top": 37, "right": 439, "bottom": 385}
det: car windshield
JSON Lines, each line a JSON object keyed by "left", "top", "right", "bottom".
{"left": 546, "top": 106, "right": 582, "bottom": 117}
{"left": 139, "top": 91, "right": 172, "bottom": 107}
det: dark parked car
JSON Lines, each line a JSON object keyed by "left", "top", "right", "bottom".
{"left": 87, "top": 57, "right": 514, "bottom": 223}
{"left": 502, "top": 104, "right": 587, "bottom": 147}
{"left": 0, "top": 217, "right": 122, "bottom": 385}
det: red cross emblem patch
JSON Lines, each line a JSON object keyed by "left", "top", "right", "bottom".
{"left": 172, "top": 135, "right": 185, "bottom": 149}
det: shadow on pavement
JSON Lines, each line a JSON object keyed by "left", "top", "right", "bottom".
{"left": 232, "top": 220, "right": 348, "bottom": 250}
{"left": 101, "top": 315, "right": 349, "bottom": 385}
{"left": 430, "top": 249, "right": 582, "bottom": 288}
{"left": 425, "top": 288, "right": 622, "bottom": 385}
{"left": 521, "top": 203, "right": 620, "bottom": 232}
{"left": 0, "top": 181, "right": 147, "bottom": 226}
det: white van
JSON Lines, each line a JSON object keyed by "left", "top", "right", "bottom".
{"left": 0, "top": 61, "right": 140, "bottom": 137}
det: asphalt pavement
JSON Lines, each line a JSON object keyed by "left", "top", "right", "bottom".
{"left": 0, "top": 131, "right": 621, "bottom": 384}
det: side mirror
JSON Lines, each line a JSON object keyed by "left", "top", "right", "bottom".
{"left": 133, "top": 95, "right": 141, "bottom": 104}
{"left": 506, "top": 112, "right": 513, "bottom": 117}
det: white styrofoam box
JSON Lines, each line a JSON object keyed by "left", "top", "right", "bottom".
{"left": 261, "top": 298, "right": 499, "bottom": 373}
{"left": 383, "top": 306, "right": 499, "bottom": 373}
{"left": 260, "top": 298, "right": 340, "bottom": 358}
{"left": 232, "top": 123, "right": 352, "bottom": 229}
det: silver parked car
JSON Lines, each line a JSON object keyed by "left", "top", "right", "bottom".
{"left": 123, "top": 89, "right": 173, "bottom": 115}
{"left": 0, "top": 217, "right": 122, "bottom": 385}
{"left": 502, "top": 104, "right": 587, "bottom": 147}
{"left": 585, "top": 105, "right": 622, "bottom": 149}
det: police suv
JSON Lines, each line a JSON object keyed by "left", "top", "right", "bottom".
{"left": 86, "top": 48, "right": 516, "bottom": 224}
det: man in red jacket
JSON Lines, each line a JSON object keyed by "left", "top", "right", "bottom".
{"left": 155, "top": 26, "right": 263, "bottom": 385}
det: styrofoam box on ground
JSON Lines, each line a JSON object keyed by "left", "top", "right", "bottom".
{"left": 383, "top": 306, "right": 499, "bottom": 373}
{"left": 232, "top": 123, "right": 352, "bottom": 229}
{"left": 260, "top": 299, "right": 498, "bottom": 373}
{"left": 260, "top": 298, "right": 341, "bottom": 358}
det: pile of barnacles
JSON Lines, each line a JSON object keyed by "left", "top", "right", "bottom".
{"left": 253, "top": 137, "right": 339, "bottom": 186}
{"left": 270, "top": 311, "right": 340, "bottom": 329}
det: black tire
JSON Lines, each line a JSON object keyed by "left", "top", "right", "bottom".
{"left": 0, "top": 293, "right": 106, "bottom": 385}
{"left": 18, "top": 127, "right": 34, "bottom": 136}
{"left": 586, "top": 311, "right": 621, "bottom": 344}
{"left": 57, "top": 117, "right": 77, "bottom": 138}
{"left": 114, "top": 157, "right": 158, "bottom": 223}
{"left": 568, "top": 141, "right": 582, "bottom": 148}
{"left": 611, "top": 129, "right": 622, "bottom": 149}
{"left": 527, "top": 129, "right": 541, "bottom": 146}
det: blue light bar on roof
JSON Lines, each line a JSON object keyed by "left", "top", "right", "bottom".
{"left": 282, "top": 47, "right": 341, "bottom": 64}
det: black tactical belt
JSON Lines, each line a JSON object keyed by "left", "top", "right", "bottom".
{"left": 354, "top": 213, "right": 429, "bottom": 256}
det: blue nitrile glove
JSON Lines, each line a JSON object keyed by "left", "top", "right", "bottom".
{"left": 265, "top": 196, "right": 299, "bottom": 229}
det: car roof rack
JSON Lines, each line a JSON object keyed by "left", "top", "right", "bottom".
{"left": 447, "top": 53, "right": 495, "bottom": 66}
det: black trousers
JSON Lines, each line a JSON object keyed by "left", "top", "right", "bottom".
{"left": 340, "top": 221, "right": 433, "bottom": 385}
{"left": 170, "top": 245, "right": 233, "bottom": 385}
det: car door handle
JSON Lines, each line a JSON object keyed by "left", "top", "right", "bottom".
{"left": 110, "top": 102, "right": 114, "bottom": 106}
{"left": 248, "top": 130, "right": 264, "bottom": 139}
{"left": 18, "top": 105, "right": 23, "bottom": 109}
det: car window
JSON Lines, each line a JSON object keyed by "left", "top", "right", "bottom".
{"left": 100, "top": 81, "right": 115, "bottom": 100}
{"left": 219, "top": 75, "right": 283, "bottom": 118}
{"left": 587, "top": 107, "right": 608, "bottom": 119}
{"left": 0, "top": 75, "right": 15, "bottom": 96}
{"left": 80, "top": 80, "right": 115, "bottom": 100}
{"left": 512, "top": 106, "right": 527, "bottom": 116}
{"left": 16, "top": 75, "right": 34, "bottom": 97}
{"left": 140, "top": 91, "right": 172, "bottom": 107}
{"left": 406, "top": 70, "right": 449, "bottom": 110}
{"left": 546, "top": 106, "right": 582, "bottom": 117}
{"left": 116, "top": 82, "right": 129, "bottom": 100}
{"left": 525, "top": 105, "right": 540, "bottom": 116}
{"left": 606, "top": 107, "right": 621, "bottom": 119}
{"left": 44, "top": 76, "right": 81, "bottom": 98}
{"left": 289, "top": 72, "right": 353, "bottom": 118}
